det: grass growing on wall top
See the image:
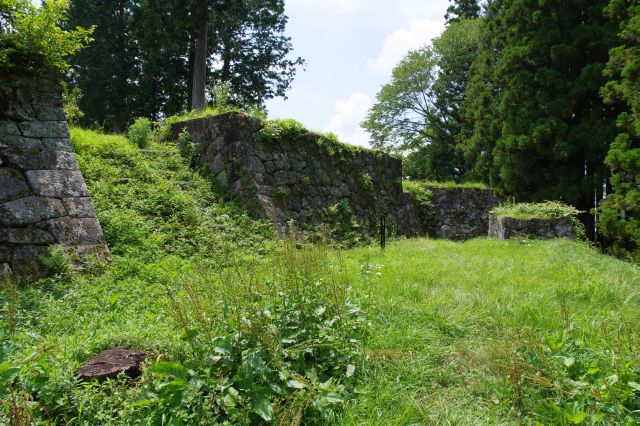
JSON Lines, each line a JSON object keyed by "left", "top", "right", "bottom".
{"left": 403, "top": 179, "right": 490, "bottom": 192}
{"left": 492, "top": 201, "right": 582, "bottom": 220}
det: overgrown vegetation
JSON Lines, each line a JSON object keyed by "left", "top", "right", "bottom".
{"left": 0, "top": 0, "right": 93, "bottom": 71}
{"left": 337, "top": 238, "right": 639, "bottom": 425}
{"left": 0, "top": 128, "right": 367, "bottom": 424}
{"left": 492, "top": 201, "right": 582, "bottom": 221}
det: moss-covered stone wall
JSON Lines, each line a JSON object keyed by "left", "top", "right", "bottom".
{"left": 0, "top": 70, "right": 108, "bottom": 278}
{"left": 172, "top": 113, "right": 418, "bottom": 237}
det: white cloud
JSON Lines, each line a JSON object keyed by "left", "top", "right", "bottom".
{"left": 398, "top": 0, "right": 450, "bottom": 20}
{"left": 369, "top": 18, "right": 445, "bottom": 75}
{"left": 326, "top": 93, "right": 373, "bottom": 147}
{"left": 286, "top": 0, "right": 362, "bottom": 15}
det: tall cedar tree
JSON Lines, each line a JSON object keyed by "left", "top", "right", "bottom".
{"left": 66, "top": 0, "right": 139, "bottom": 131}
{"left": 66, "top": 0, "right": 302, "bottom": 130}
{"left": 209, "top": 0, "right": 304, "bottom": 108}
{"left": 599, "top": 0, "right": 639, "bottom": 259}
{"left": 461, "top": 0, "right": 621, "bottom": 216}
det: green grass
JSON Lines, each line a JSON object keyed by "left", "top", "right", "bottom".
{"left": 492, "top": 201, "right": 582, "bottom": 220}
{"left": 1, "top": 128, "right": 638, "bottom": 425}
{"left": 337, "top": 238, "right": 639, "bottom": 425}
{"left": 403, "top": 179, "right": 490, "bottom": 192}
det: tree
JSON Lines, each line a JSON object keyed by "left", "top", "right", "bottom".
{"left": 598, "top": 0, "right": 639, "bottom": 259}
{"left": 1, "top": 0, "right": 93, "bottom": 72}
{"left": 66, "top": 0, "right": 139, "bottom": 131}
{"left": 208, "top": 0, "right": 304, "bottom": 108}
{"left": 445, "top": 0, "right": 481, "bottom": 23}
{"left": 362, "top": 19, "right": 481, "bottom": 181}
{"left": 65, "top": 0, "right": 303, "bottom": 130}
{"left": 461, "top": 0, "right": 621, "bottom": 218}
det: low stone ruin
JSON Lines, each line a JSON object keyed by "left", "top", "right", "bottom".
{"left": 424, "top": 186, "right": 497, "bottom": 241}
{"left": 0, "top": 70, "right": 108, "bottom": 278}
{"left": 488, "top": 214, "right": 575, "bottom": 240}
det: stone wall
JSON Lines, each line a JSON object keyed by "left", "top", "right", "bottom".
{"left": 409, "top": 186, "right": 498, "bottom": 241}
{"left": 488, "top": 214, "right": 575, "bottom": 240}
{"left": 0, "top": 69, "right": 108, "bottom": 278}
{"left": 172, "top": 113, "right": 418, "bottom": 237}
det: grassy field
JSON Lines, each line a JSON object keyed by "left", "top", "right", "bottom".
{"left": 338, "top": 238, "right": 639, "bottom": 425}
{"left": 1, "top": 129, "right": 638, "bottom": 425}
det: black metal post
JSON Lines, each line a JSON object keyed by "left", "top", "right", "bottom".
{"left": 380, "top": 215, "right": 386, "bottom": 250}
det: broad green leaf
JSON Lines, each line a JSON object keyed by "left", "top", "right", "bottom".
{"left": 565, "top": 411, "right": 587, "bottom": 424}
{"left": 147, "top": 362, "right": 188, "bottom": 380}
{"left": 252, "top": 396, "right": 273, "bottom": 422}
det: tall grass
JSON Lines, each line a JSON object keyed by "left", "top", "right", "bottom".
{"left": 337, "top": 238, "right": 639, "bottom": 425}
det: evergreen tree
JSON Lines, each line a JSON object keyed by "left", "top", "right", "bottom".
{"left": 461, "top": 0, "right": 621, "bottom": 217}
{"left": 209, "top": 0, "right": 304, "bottom": 108}
{"left": 598, "top": 0, "right": 639, "bottom": 259}
{"left": 66, "top": 0, "right": 139, "bottom": 131}
{"left": 445, "top": 0, "right": 481, "bottom": 23}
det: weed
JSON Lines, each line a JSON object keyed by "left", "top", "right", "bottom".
{"left": 127, "top": 117, "right": 151, "bottom": 148}
{"left": 260, "top": 118, "right": 306, "bottom": 143}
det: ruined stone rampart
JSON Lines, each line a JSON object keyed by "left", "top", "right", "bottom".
{"left": 172, "top": 113, "right": 418, "bottom": 237}
{"left": 488, "top": 214, "right": 575, "bottom": 240}
{"left": 0, "top": 70, "right": 107, "bottom": 278}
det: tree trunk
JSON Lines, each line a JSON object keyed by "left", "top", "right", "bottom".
{"left": 221, "top": 35, "right": 232, "bottom": 82}
{"left": 191, "top": 22, "right": 208, "bottom": 110}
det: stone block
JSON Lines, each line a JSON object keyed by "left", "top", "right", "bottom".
{"left": 0, "top": 196, "right": 66, "bottom": 226}
{"left": 47, "top": 217, "right": 104, "bottom": 244}
{"left": 18, "top": 121, "right": 69, "bottom": 138}
{"left": 5, "top": 102, "right": 35, "bottom": 121}
{"left": 0, "top": 120, "right": 21, "bottom": 136}
{"left": 31, "top": 103, "right": 66, "bottom": 121}
{"left": 0, "top": 168, "right": 30, "bottom": 203}
{"left": 26, "top": 170, "right": 89, "bottom": 198}
{"left": 0, "top": 228, "right": 54, "bottom": 244}
{"left": 11, "top": 245, "right": 49, "bottom": 279}
{"left": 62, "top": 197, "right": 97, "bottom": 218}
{"left": 2, "top": 147, "right": 78, "bottom": 170}
{"left": 41, "top": 137, "right": 74, "bottom": 152}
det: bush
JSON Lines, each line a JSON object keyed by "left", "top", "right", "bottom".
{"left": 260, "top": 118, "right": 305, "bottom": 143}
{"left": 491, "top": 201, "right": 581, "bottom": 220}
{"left": 127, "top": 117, "right": 151, "bottom": 148}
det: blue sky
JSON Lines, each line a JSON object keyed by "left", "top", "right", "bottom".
{"left": 265, "top": 0, "right": 451, "bottom": 147}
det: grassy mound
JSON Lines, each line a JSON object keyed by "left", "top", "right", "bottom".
{"left": 0, "top": 129, "right": 364, "bottom": 424}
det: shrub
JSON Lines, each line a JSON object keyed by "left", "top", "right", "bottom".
{"left": 127, "top": 117, "right": 151, "bottom": 148}
{"left": 260, "top": 118, "right": 305, "bottom": 143}
{"left": 0, "top": 0, "right": 93, "bottom": 71}
{"left": 491, "top": 201, "right": 581, "bottom": 220}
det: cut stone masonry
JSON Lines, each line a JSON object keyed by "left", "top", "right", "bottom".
{"left": 0, "top": 70, "right": 108, "bottom": 279}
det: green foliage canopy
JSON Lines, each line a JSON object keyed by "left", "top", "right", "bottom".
{"left": 0, "top": 0, "right": 92, "bottom": 71}
{"left": 362, "top": 19, "right": 482, "bottom": 181}
{"left": 461, "top": 0, "right": 620, "bottom": 213}
{"left": 65, "top": 0, "right": 303, "bottom": 131}
{"left": 598, "top": 0, "right": 640, "bottom": 259}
